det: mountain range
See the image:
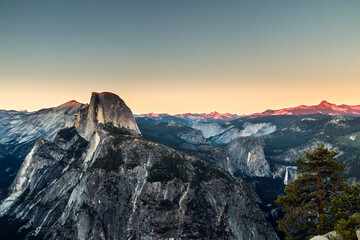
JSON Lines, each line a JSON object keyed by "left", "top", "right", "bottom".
{"left": 137, "top": 100, "right": 360, "bottom": 124}
{"left": 1, "top": 94, "right": 360, "bottom": 239}
{"left": 0, "top": 92, "right": 278, "bottom": 240}
{"left": 248, "top": 100, "right": 360, "bottom": 117}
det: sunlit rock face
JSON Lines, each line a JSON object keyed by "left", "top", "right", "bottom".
{"left": 248, "top": 100, "right": 360, "bottom": 117}
{"left": 75, "top": 92, "right": 141, "bottom": 140}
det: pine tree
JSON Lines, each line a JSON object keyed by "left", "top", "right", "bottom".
{"left": 334, "top": 213, "right": 360, "bottom": 240}
{"left": 330, "top": 183, "right": 360, "bottom": 222}
{"left": 331, "top": 184, "right": 360, "bottom": 240}
{"left": 276, "top": 144, "right": 346, "bottom": 240}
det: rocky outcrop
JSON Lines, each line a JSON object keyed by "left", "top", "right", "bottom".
{"left": 0, "top": 93, "right": 278, "bottom": 240}
{"left": 193, "top": 122, "right": 229, "bottom": 138}
{"left": 225, "top": 137, "right": 271, "bottom": 177}
{"left": 75, "top": 92, "right": 140, "bottom": 140}
{"left": 0, "top": 102, "right": 85, "bottom": 199}
{"left": 189, "top": 136, "right": 272, "bottom": 179}
{"left": 210, "top": 122, "right": 276, "bottom": 144}
{"left": 0, "top": 101, "right": 84, "bottom": 150}
{"left": 310, "top": 231, "right": 343, "bottom": 240}
{"left": 173, "top": 123, "right": 206, "bottom": 145}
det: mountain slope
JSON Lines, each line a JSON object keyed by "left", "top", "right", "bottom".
{"left": 136, "top": 118, "right": 207, "bottom": 150}
{"left": 0, "top": 92, "right": 278, "bottom": 240}
{"left": 0, "top": 101, "right": 85, "bottom": 198}
{"left": 263, "top": 116, "right": 360, "bottom": 181}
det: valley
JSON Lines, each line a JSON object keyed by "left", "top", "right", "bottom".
{"left": 1, "top": 95, "right": 360, "bottom": 239}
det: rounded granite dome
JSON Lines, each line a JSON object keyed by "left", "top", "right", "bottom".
{"left": 75, "top": 92, "right": 141, "bottom": 140}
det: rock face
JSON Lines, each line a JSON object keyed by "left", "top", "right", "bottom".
{"left": 309, "top": 231, "right": 342, "bottom": 240}
{"left": 0, "top": 92, "right": 278, "bottom": 240}
{"left": 210, "top": 122, "right": 276, "bottom": 145}
{"left": 76, "top": 92, "right": 140, "bottom": 140}
{"left": 170, "top": 122, "right": 206, "bottom": 145}
{"left": 189, "top": 136, "right": 272, "bottom": 179}
{"left": 225, "top": 137, "right": 271, "bottom": 177}
{"left": 193, "top": 122, "right": 229, "bottom": 138}
{"left": 0, "top": 101, "right": 84, "bottom": 151}
{"left": 0, "top": 102, "right": 85, "bottom": 199}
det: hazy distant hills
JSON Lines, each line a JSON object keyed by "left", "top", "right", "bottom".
{"left": 247, "top": 100, "right": 360, "bottom": 117}
{"left": 137, "top": 101, "right": 360, "bottom": 124}
{"left": 135, "top": 111, "right": 241, "bottom": 126}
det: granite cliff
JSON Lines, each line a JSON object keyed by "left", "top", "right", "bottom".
{"left": 0, "top": 92, "right": 278, "bottom": 240}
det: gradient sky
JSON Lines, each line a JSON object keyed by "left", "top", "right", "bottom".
{"left": 1, "top": 0, "right": 360, "bottom": 114}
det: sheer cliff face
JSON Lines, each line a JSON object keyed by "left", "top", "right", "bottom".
{"left": 76, "top": 92, "right": 141, "bottom": 140}
{"left": 0, "top": 92, "right": 278, "bottom": 240}
{"left": 226, "top": 136, "right": 271, "bottom": 177}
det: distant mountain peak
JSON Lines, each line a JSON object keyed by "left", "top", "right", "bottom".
{"left": 58, "top": 100, "right": 82, "bottom": 107}
{"left": 135, "top": 100, "right": 360, "bottom": 121}
{"left": 320, "top": 100, "right": 330, "bottom": 105}
{"left": 249, "top": 101, "right": 360, "bottom": 117}
{"left": 319, "top": 100, "right": 337, "bottom": 107}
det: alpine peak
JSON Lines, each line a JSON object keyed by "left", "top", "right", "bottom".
{"left": 75, "top": 92, "right": 141, "bottom": 139}
{"left": 249, "top": 101, "right": 360, "bottom": 117}
{"left": 319, "top": 100, "right": 333, "bottom": 107}
{"left": 58, "top": 100, "right": 82, "bottom": 107}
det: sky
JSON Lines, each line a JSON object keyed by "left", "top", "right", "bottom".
{"left": 1, "top": 0, "right": 360, "bottom": 114}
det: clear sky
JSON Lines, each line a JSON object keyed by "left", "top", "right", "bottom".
{"left": 1, "top": 0, "right": 360, "bottom": 114}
